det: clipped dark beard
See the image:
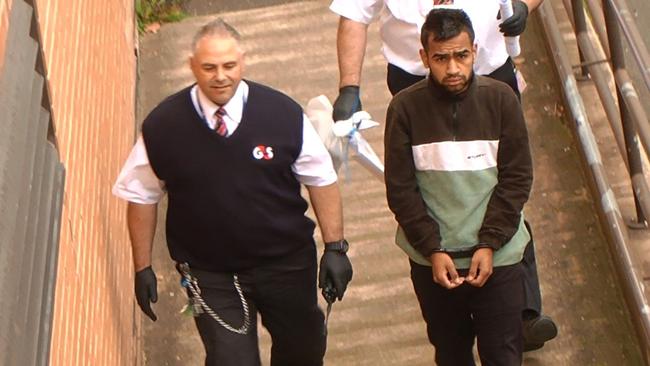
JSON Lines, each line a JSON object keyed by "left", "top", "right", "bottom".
{"left": 429, "top": 71, "right": 474, "bottom": 96}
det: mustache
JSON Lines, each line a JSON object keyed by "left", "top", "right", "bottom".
{"left": 443, "top": 74, "right": 466, "bottom": 81}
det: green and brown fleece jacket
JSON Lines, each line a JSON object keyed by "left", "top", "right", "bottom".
{"left": 384, "top": 74, "right": 532, "bottom": 269}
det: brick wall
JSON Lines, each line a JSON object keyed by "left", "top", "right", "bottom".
{"left": 33, "top": 0, "right": 140, "bottom": 365}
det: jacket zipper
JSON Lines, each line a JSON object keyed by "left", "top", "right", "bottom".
{"left": 452, "top": 102, "right": 459, "bottom": 141}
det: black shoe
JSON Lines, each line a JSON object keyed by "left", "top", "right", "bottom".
{"left": 523, "top": 315, "right": 558, "bottom": 352}
{"left": 523, "top": 342, "right": 544, "bottom": 352}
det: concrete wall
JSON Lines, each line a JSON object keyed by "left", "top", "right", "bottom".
{"left": 29, "top": 0, "right": 139, "bottom": 365}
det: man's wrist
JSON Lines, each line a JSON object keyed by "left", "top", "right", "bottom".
{"left": 339, "top": 85, "right": 360, "bottom": 93}
{"left": 324, "top": 239, "right": 349, "bottom": 253}
{"left": 428, "top": 245, "right": 494, "bottom": 260}
{"left": 428, "top": 248, "right": 448, "bottom": 261}
{"left": 135, "top": 265, "right": 153, "bottom": 276}
{"left": 134, "top": 262, "right": 152, "bottom": 273}
{"left": 475, "top": 243, "right": 495, "bottom": 251}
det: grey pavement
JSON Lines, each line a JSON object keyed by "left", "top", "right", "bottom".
{"left": 182, "top": 0, "right": 306, "bottom": 15}
{"left": 135, "top": 1, "right": 644, "bottom": 364}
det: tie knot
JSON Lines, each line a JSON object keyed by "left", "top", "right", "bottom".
{"left": 215, "top": 107, "right": 226, "bottom": 117}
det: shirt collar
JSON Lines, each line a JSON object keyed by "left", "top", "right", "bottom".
{"left": 194, "top": 80, "right": 249, "bottom": 123}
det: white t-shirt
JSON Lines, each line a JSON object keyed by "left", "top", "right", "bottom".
{"left": 113, "top": 81, "right": 338, "bottom": 204}
{"left": 330, "top": 0, "right": 510, "bottom": 76}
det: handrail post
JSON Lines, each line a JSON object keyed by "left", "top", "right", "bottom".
{"left": 571, "top": 0, "right": 590, "bottom": 78}
{"left": 603, "top": 0, "right": 648, "bottom": 227}
{"left": 606, "top": 0, "right": 650, "bottom": 93}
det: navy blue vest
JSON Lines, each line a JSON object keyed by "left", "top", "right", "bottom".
{"left": 142, "top": 81, "right": 316, "bottom": 271}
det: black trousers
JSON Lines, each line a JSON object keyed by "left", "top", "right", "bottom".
{"left": 186, "top": 245, "right": 326, "bottom": 366}
{"left": 386, "top": 61, "right": 542, "bottom": 318}
{"left": 410, "top": 261, "right": 524, "bottom": 366}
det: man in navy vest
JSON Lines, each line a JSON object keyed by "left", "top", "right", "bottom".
{"left": 113, "top": 19, "right": 353, "bottom": 366}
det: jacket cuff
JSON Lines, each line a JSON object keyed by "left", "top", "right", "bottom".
{"left": 416, "top": 241, "right": 441, "bottom": 258}
{"left": 478, "top": 232, "right": 505, "bottom": 251}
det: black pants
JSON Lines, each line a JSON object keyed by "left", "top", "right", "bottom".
{"left": 410, "top": 261, "right": 524, "bottom": 366}
{"left": 187, "top": 245, "right": 325, "bottom": 366}
{"left": 386, "top": 61, "right": 542, "bottom": 318}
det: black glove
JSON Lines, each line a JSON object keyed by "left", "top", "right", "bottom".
{"left": 318, "top": 240, "right": 353, "bottom": 301}
{"left": 332, "top": 86, "right": 362, "bottom": 122}
{"left": 135, "top": 266, "right": 158, "bottom": 321}
{"left": 499, "top": 0, "right": 529, "bottom": 37}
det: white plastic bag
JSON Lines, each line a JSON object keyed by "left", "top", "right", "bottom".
{"left": 305, "top": 95, "right": 385, "bottom": 182}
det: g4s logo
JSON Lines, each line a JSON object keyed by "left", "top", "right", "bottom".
{"left": 253, "top": 145, "right": 274, "bottom": 160}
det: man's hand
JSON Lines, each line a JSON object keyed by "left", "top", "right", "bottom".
{"left": 332, "top": 85, "right": 362, "bottom": 122}
{"left": 319, "top": 250, "right": 353, "bottom": 301}
{"left": 499, "top": 0, "right": 529, "bottom": 37}
{"left": 135, "top": 266, "right": 158, "bottom": 321}
{"left": 466, "top": 248, "right": 494, "bottom": 287}
{"left": 430, "top": 252, "right": 464, "bottom": 289}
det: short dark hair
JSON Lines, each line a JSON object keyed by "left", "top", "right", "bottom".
{"left": 192, "top": 18, "right": 241, "bottom": 53}
{"left": 420, "top": 8, "right": 475, "bottom": 51}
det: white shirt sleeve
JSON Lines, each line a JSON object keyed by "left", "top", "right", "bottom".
{"left": 330, "top": 0, "right": 384, "bottom": 24}
{"left": 112, "top": 135, "right": 166, "bottom": 204}
{"left": 292, "top": 114, "right": 338, "bottom": 186}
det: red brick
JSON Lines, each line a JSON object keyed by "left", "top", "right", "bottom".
{"left": 32, "top": 0, "right": 138, "bottom": 364}
{"left": 0, "top": 0, "right": 11, "bottom": 73}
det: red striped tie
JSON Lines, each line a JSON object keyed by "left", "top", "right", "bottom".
{"left": 214, "top": 107, "right": 227, "bottom": 136}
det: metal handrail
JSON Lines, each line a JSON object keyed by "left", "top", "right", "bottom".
{"left": 562, "top": 0, "right": 650, "bottom": 223}
{"left": 563, "top": 0, "right": 627, "bottom": 165}
{"left": 601, "top": 0, "right": 650, "bottom": 225}
{"left": 538, "top": 0, "right": 650, "bottom": 362}
{"left": 605, "top": 0, "right": 650, "bottom": 92}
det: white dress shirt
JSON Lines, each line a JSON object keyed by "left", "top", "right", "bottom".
{"left": 330, "top": 0, "right": 510, "bottom": 76}
{"left": 113, "top": 81, "right": 338, "bottom": 204}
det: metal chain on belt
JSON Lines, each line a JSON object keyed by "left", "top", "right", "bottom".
{"left": 178, "top": 263, "right": 250, "bottom": 335}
